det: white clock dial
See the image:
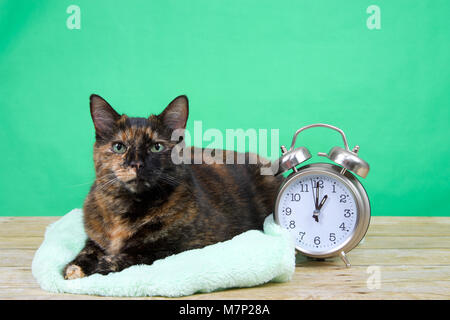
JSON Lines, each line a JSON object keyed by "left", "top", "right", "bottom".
{"left": 277, "top": 173, "right": 358, "bottom": 255}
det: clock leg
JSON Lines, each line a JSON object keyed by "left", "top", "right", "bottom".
{"left": 340, "top": 251, "right": 351, "bottom": 268}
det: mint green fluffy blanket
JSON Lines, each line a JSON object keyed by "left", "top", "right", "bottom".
{"left": 32, "top": 209, "right": 295, "bottom": 297}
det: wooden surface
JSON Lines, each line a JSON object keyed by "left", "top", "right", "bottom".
{"left": 0, "top": 216, "right": 449, "bottom": 300}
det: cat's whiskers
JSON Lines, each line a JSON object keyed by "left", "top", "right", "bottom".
{"left": 95, "top": 180, "right": 117, "bottom": 192}
{"left": 153, "top": 169, "right": 182, "bottom": 187}
{"left": 65, "top": 181, "right": 95, "bottom": 188}
{"left": 96, "top": 175, "right": 121, "bottom": 192}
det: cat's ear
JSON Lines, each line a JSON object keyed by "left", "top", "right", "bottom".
{"left": 159, "top": 95, "right": 189, "bottom": 131}
{"left": 90, "top": 94, "right": 121, "bottom": 140}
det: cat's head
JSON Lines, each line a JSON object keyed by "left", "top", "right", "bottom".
{"left": 89, "top": 94, "right": 188, "bottom": 194}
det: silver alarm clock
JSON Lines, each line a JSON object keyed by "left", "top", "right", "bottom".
{"left": 272, "top": 123, "right": 371, "bottom": 267}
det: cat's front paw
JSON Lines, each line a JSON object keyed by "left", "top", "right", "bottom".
{"left": 63, "top": 264, "right": 85, "bottom": 280}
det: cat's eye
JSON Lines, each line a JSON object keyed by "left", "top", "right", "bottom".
{"left": 150, "top": 143, "right": 165, "bottom": 153}
{"left": 112, "top": 142, "right": 127, "bottom": 154}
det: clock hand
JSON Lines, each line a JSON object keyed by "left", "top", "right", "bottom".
{"left": 317, "top": 195, "right": 328, "bottom": 211}
{"left": 313, "top": 185, "right": 328, "bottom": 223}
{"left": 310, "top": 179, "right": 317, "bottom": 210}
{"left": 312, "top": 194, "right": 328, "bottom": 223}
{"left": 312, "top": 212, "right": 319, "bottom": 222}
{"left": 315, "top": 181, "right": 320, "bottom": 209}
{"left": 311, "top": 180, "right": 319, "bottom": 222}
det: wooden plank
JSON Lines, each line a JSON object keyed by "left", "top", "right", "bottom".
{"left": 358, "top": 236, "right": 450, "bottom": 249}
{"left": 294, "top": 248, "right": 450, "bottom": 266}
{"left": 0, "top": 217, "right": 58, "bottom": 238}
{"left": 0, "top": 267, "right": 38, "bottom": 288}
{"left": 0, "top": 287, "right": 119, "bottom": 300}
{"left": 0, "top": 217, "right": 59, "bottom": 223}
{"left": 277, "top": 265, "right": 450, "bottom": 300}
{"left": 0, "top": 216, "right": 449, "bottom": 299}
{"left": 0, "top": 226, "right": 52, "bottom": 238}
{"left": 0, "top": 217, "right": 59, "bottom": 227}
{"left": 1, "top": 266, "right": 449, "bottom": 300}
{"left": 188, "top": 265, "right": 450, "bottom": 300}
{"left": 368, "top": 217, "right": 450, "bottom": 237}
{"left": 0, "top": 237, "right": 42, "bottom": 249}
{"left": 0, "top": 249, "right": 36, "bottom": 268}
{"left": 1, "top": 248, "right": 449, "bottom": 269}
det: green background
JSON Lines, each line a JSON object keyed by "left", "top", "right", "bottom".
{"left": 0, "top": 1, "right": 448, "bottom": 216}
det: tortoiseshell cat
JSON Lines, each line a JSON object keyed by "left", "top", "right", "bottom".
{"left": 63, "top": 94, "right": 282, "bottom": 279}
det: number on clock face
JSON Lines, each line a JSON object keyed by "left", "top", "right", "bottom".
{"left": 277, "top": 174, "right": 358, "bottom": 254}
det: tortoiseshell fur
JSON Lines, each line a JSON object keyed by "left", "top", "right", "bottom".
{"left": 63, "top": 95, "right": 282, "bottom": 279}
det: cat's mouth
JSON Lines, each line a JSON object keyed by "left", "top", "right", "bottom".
{"left": 121, "top": 178, "right": 139, "bottom": 193}
{"left": 122, "top": 177, "right": 151, "bottom": 193}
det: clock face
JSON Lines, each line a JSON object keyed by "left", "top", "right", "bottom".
{"left": 276, "top": 172, "right": 359, "bottom": 255}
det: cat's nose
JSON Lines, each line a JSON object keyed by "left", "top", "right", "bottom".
{"left": 130, "top": 160, "right": 144, "bottom": 170}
